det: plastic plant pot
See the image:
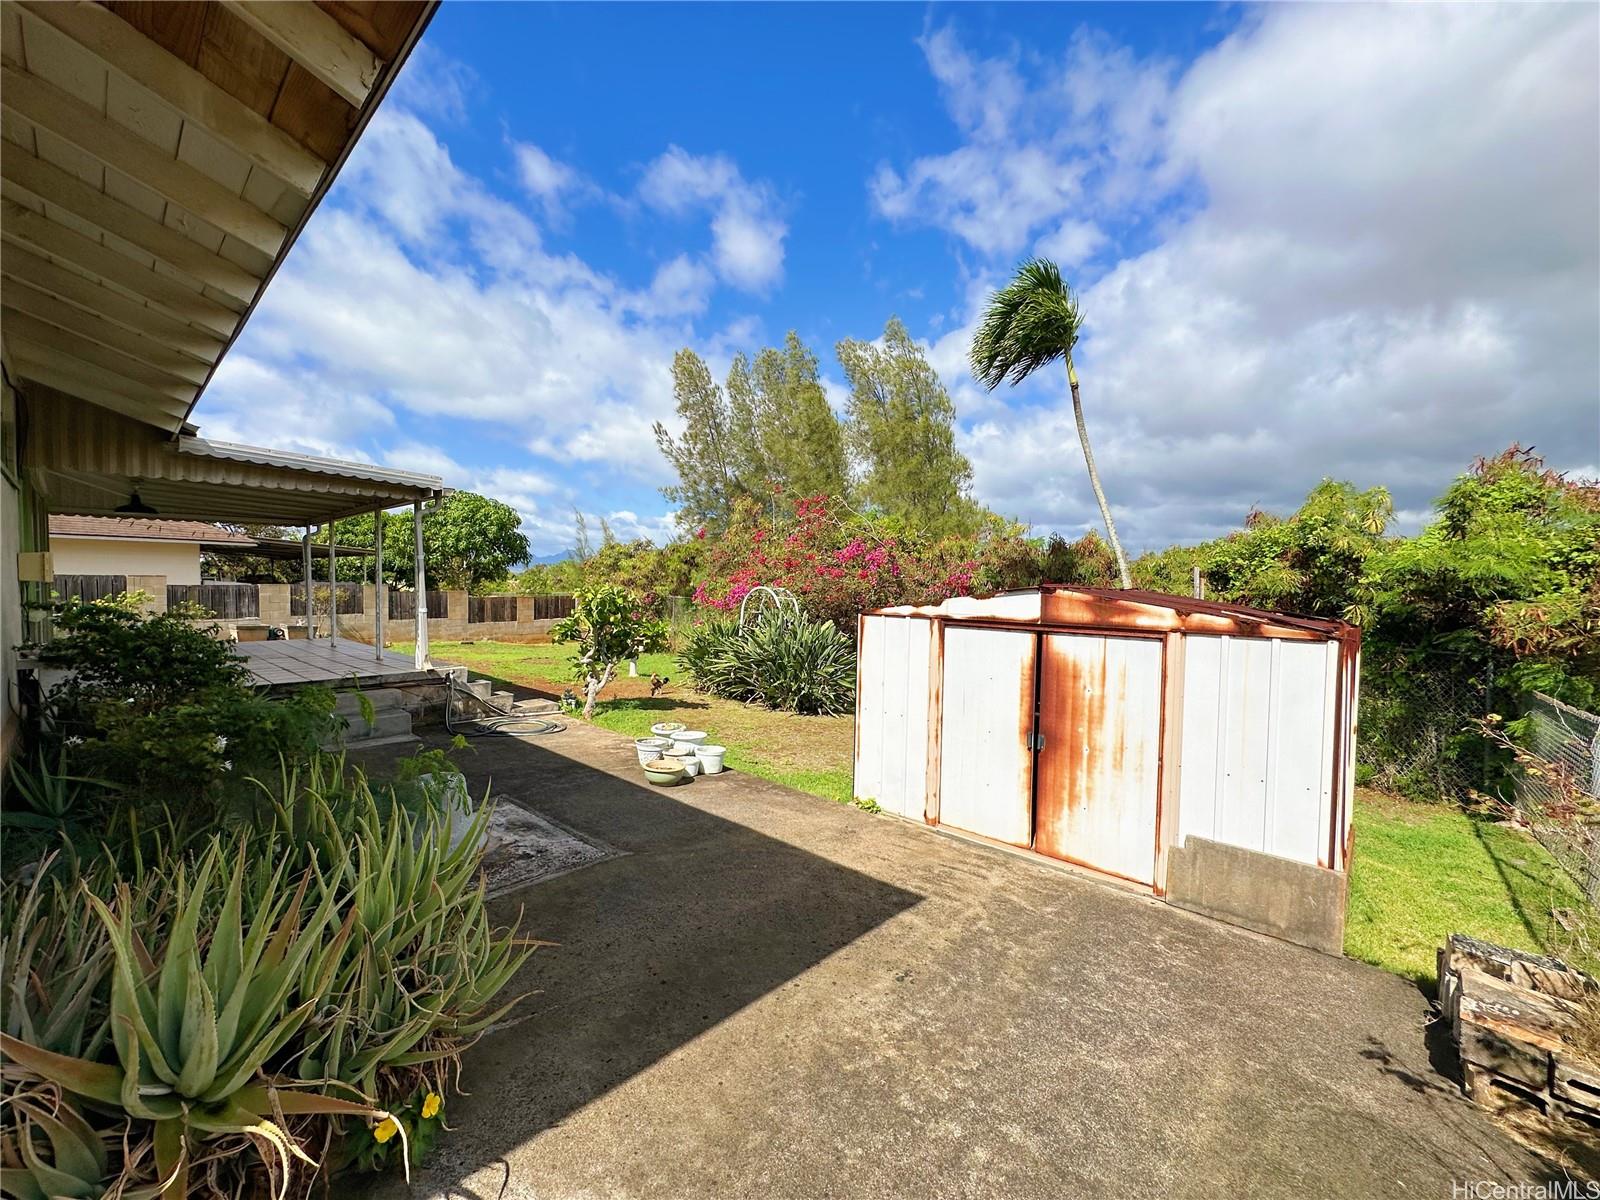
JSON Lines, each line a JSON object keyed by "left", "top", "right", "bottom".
{"left": 667, "top": 746, "right": 700, "bottom": 777}
{"left": 650, "top": 722, "right": 687, "bottom": 738}
{"left": 696, "top": 745, "right": 727, "bottom": 775}
{"left": 671, "top": 730, "right": 708, "bottom": 751}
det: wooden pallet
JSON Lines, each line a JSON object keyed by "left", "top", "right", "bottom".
{"left": 1440, "top": 933, "right": 1600, "bottom": 1127}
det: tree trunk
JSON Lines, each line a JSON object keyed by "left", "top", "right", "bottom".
{"left": 582, "top": 663, "right": 615, "bottom": 720}
{"left": 1069, "top": 361, "right": 1132, "bottom": 589}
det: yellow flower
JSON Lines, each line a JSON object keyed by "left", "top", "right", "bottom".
{"left": 373, "top": 1117, "right": 399, "bottom": 1144}
{"left": 421, "top": 1092, "right": 443, "bottom": 1120}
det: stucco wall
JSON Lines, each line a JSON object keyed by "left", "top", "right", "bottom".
{"left": 49, "top": 537, "right": 203, "bottom": 585}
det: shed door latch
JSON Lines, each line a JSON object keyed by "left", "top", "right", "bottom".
{"left": 1027, "top": 730, "right": 1046, "bottom": 752}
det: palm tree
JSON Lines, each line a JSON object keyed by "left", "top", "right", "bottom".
{"left": 970, "top": 258, "right": 1132, "bottom": 588}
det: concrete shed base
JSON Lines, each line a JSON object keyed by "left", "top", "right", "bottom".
{"left": 1166, "top": 837, "right": 1348, "bottom": 955}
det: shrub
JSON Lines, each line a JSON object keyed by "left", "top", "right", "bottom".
{"left": 0, "top": 756, "right": 536, "bottom": 1197}
{"left": 682, "top": 611, "right": 856, "bottom": 715}
{"left": 21, "top": 598, "right": 336, "bottom": 855}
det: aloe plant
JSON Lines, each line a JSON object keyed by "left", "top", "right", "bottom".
{"left": 1, "top": 756, "right": 539, "bottom": 1197}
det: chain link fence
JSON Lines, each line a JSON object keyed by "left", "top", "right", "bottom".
{"left": 1359, "top": 653, "right": 1493, "bottom": 800}
{"left": 1511, "top": 692, "right": 1600, "bottom": 903}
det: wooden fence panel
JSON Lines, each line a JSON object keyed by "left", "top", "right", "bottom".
{"left": 388, "top": 589, "right": 449, "bottom": 621}
{"left": 468, "top": 594, "right": 518, "bottom": 624}
{"left": 52, "top": 574, "right": 128, "bottom": 602}
{"left": 525, "top": 594, "right": 574, "bottom": 621}
{"left": 167, "top": 583, "right": 261, "bottom": 619}
{"left": 289, "top": 582, "right": 363, "bottom": 615}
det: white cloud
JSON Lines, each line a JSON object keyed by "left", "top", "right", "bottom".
{"left": 223, "top": 107, "right": 696, "bottom": 493}
{"left": 199, "top": 355, "right": 395, "bottom": 458}
{"left": 893, "top": 7, "right": 1598, "bottom": 550}
{"left": 871, "top": 26, "right": 1174, "bottom": 260}
{"left": 512, "top": 141, "right": 592, "bottom": 224}
{"left": 1035, "top": 219, "right": 1105, "bottom": 269}
{"left": 639, "top": 145, "right": 787, "bottom": 291}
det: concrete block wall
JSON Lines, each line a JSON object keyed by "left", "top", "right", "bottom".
{"left": 118, "top": 576, "right": 563, "bottom": 646}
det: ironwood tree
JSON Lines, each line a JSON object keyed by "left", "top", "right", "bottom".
{"left": 836, "top": 316, "right": 977, "bottom": 536}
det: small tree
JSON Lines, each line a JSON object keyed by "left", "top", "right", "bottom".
{"left": 552, "top": 585, "right": 667, "bottom": 718}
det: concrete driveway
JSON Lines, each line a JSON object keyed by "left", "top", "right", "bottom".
{"left": 358, "top": 723, "right": 1569, "bottom": 1199}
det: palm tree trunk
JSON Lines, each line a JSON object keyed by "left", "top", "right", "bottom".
{"left": 1068, "top": 361, "right": 1132, "bottom": 588}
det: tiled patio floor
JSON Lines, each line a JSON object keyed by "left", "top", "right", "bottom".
{"left": 235, "top": 638, "right": 438, "bottom": 688}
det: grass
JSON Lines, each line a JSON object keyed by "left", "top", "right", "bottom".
{"left": 1344, "top": 788, "right": 1591, "bottom": 984}
{"left": 403, "top": 640, "right": 856, "bottom": 805}
{"left": 407, "top": 638, "right": 1593, "bottom": 984}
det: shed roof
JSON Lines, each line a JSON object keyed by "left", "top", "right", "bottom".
{"left": 869, "top": 585, "right": 1353, "bottom": 643}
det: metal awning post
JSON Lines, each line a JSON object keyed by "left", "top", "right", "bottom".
{"left": 413, "top": 499, "right": 430, "bottom": 669}
{"left": 301, "top": 528, "right": 313, "bottom": 638}
{"left": 327, "top": 522, "right": 337, "bottom": 646}
{"left": 373, "top": 507, "right": 384, "bottom": 661}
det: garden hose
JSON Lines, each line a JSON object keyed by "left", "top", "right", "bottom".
{"left": 445, "top": 674, "right": 566, "bottom": 738}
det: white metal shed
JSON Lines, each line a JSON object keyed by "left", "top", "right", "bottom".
{"left": 854, "top": 586, "right": 1361, "bottom": 952}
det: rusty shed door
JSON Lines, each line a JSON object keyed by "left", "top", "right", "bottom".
{"left": 937, "top": 626, "right": 1036, "bottom": 846}
{"left": 1034, "top": 633, "right": 1163, "bottom": 885}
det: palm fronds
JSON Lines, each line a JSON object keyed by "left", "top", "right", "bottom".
{"left": 969, "top": 257, "right": 1083, "bottom": 389}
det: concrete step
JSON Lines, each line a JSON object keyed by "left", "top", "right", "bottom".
{"left": 465, "top": 679, "right": 492, "bottom": 701}
{"left": 334, "top": 687, "right": 405, "bottom": 717}
{"left": 343, "top": 708, "right": 414, "bottom": 742}
{"left": 489, "top": 690, "right": 516, "bottom": 710}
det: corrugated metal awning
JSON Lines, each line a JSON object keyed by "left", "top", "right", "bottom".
{"left": 26, "top": 390, "right": 443, "bottom": 524}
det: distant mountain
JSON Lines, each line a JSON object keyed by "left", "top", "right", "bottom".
{"left": 528, "top": 550, "right": 573, "bottom": 566}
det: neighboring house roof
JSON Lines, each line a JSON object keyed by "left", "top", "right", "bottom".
{"left": 48, "top": 516, "right": 372, "bottom": 560}
{"left": 49, "top": 516, "right": 254, "bottom": 545}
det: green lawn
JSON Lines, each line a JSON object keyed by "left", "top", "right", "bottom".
{"left": 402, "top": 640, "right": 856, "bottom": 805}
{"left": 407, "top": 638, "right": 1592, "bottom": 985}
{"left": 1344, "top": 790, "right": 1591, "bottom": 983}
{"left": 584, "top": 699, "right": 856, "bottom": 804}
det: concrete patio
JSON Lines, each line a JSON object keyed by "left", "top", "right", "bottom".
{"left": 352, "top": 723, "right": 1575, "bottom": 1199}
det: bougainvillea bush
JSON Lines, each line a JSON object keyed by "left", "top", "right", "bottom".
{"left": 689, "top": 494, "right": 1117, "bottom": 628}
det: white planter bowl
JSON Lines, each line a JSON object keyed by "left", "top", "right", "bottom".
{"left": 667, "top": 747, "right": 700, "bottom": 777}
{"left": 651, "top": 722, "right": 687, "bottom": 738}
{"left": 696, "top": 745, "right": 727, "bottom": 774}
{"left": 634, "top": 736, "right": 672, "bottom": 766}
{"left": 671, "top": 730, "right": 708, "bottom": 751}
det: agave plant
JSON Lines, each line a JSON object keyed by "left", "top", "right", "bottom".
{"left": 1, "top": 754, "right": 539, "bottom": 1197}
{"left": 0, "top": 1085, "right": 136, "bottom": 1200}
{"left": 683, "top": 612, "right": 856, "bottom": 715}
{"left": 0, "top": 843, "right": 394, "bottom": 1197}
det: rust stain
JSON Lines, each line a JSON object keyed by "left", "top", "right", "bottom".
{"left": 1035, "top": 636, "right": 1103, "bottom": 860}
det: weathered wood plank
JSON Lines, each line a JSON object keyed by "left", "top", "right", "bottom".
{"left": 0, "top": 240, "right": 226, "bottom": 360}
{"left": 2, "top": 63, "right": 286, "bottom": 256}
{"left": 2, "top": 147, "right": 260, "bottom": 301}
{"left": 18, "top": 2, "right": 326, "bottom": 196}
{"left": 220, "top": 0, "right": 378, "bottom": 109}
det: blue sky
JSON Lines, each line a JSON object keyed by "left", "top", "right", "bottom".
{"left": 201, "top": 2, "right": 1599, "bottom": 557}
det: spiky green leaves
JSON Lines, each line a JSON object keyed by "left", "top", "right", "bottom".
{"left": 970, "top": 257, "right": 1084, "bottom": 390}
